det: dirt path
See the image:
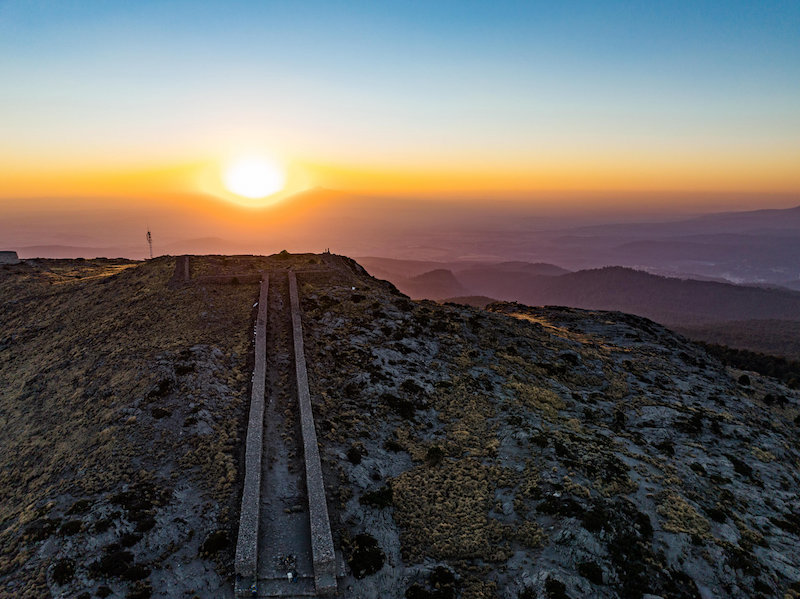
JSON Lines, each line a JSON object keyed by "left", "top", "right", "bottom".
{"left": 256, "top": 272, "right": 315, "bottom": 596}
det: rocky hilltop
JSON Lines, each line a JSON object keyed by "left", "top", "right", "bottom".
{"left": 1, "top": 254, "right": 798, "bottom": 599}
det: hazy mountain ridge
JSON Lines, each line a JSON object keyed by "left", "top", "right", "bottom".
{"left": 2, "top": 255, "right": 799, "bottom": 598}
{"left": 365, "top": 258, "right": 800, "bottom": 358}
{"left": 7, "top": 203, "right": 800, "bottom": 284}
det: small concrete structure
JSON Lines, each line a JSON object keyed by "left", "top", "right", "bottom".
{"left": 0, "top": 251, "right": 20, "bottom": 265}
{"left": 235, "top": 276, "right": 269, "bottom": 595}
{"left": 288, "top": 271, "right": 337, "bottom": 595}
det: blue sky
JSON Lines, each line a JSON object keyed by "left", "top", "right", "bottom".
{"left": 1, "top": 0, "right": 798, "bottom": 194}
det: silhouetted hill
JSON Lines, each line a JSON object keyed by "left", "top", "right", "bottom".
{"left": 361, "top": 257, "right": 571, "bottom": 301}
{"left": 372, "top": 262, "right": 800, "bottom": 328}
{"left": 443, "top": 295, "right": 498, "bottom": 308}
{"left": 674, "top": 319, "right": 800, "bottom": 361}
{"left": 398, "top": 269, "right": 466, "bottom": 299}
{"left": 505, "top": 266, "right": 800, "bottom": 326}
{"left": 456, "top": 263, "right": 567, "bottom": 300}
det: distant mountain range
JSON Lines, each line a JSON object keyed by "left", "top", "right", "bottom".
{"left": 7, "top": 200, "right": 800, "bottom": 286}
{"left": 363, "top": 257, "right": 800, "bottom": 358}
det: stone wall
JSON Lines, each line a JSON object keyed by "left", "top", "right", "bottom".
{"left": 234, "top": 277, "right": 269, "bottom": 595}
{"left": 288, "top": 271, "right": 337, "bottom": 595}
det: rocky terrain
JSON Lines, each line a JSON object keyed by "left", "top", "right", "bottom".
{"left": 0, "top": 257, "right": 259, "bottom": 598}
{"left": 1, "top": 254, "right": 799, "bottom": 598}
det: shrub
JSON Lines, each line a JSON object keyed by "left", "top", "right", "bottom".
{"left": 91, "top": 550, "right": 134, "bottom": 577}
{"left": 66, "top": 499, "right": 92, "bottom": 515}
{"left": 425, "top": 445, "right": 445, "bottom": 467}
{"left": 348, "top": 534, "right": 385, "bottom": 578}
{"left": 545, "top": 577, "right": 568, "bottom": 599}
{"left": 384, "top": 439, "right": 406, "bottom": 453}
{"left": 199, "top": 530, "right": 229, "bottom": 556}
{"left": 577, "top": 561, "right": 603, "bottom": 585}
{"left": 518, "top": 587, "right": 536, "bottom": 599}
{"left": 360, "top": 484, "right": 393, "bottom": 508}
{"left": 347, "top": 443, "right": 367, "bottom": 465}
{"left": 59, "top": 520, "right": 83, "bottom": 535}
{"left": 52, "top": 558, "right": 75, "bottom": 585}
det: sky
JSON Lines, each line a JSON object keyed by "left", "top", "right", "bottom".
{"left": 0, "top": 0, "right": 799, "bottom": 253}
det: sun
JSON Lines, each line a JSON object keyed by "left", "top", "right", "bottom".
{"left": 223, "top": 156, "right": 286, "bottom": 200}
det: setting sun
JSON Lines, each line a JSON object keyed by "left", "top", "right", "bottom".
{"left": 223, "top": 156, "right": 286, "bottom": 200}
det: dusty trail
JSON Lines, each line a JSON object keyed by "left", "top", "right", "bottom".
{"left": 256, "top": 272, "right": 315, "bottom": 596}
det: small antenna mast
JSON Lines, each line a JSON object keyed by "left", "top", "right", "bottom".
{"left": 146, "top": 225, "right": 153, "bottom": 260}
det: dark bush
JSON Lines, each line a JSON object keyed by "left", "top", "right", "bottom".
{"left": 360, "top": 484, "right": 393, "bottom": 508}
{"left": 174, "top": 363, "right": 194, "bottom": 375}
{"left": 347, "top": 443, "right": 367, "bottom": 465}
{"left": 655, "top": 440, "right": 675, "bottom": 457}
{"left": 66, "top": 499, "right": 92, "bottom": 515}
{"left": 400, "top": 379, "right": 424, "bottom": 395}
{"left": 538, "top": 496, "right": 584, "bottom": 519}
{"left": 120, "top": 532, "right": 142, "bottom": 548}
{"left": 93, "top": 518, "right": 113, "bottom": 533}
{"left": 425, "top": 445, "right": 445, "bottom": 467}
{"left": 677, "top": 412, "right": 704, "bottom": 435}
{"left": 146, "top": 378, "right": 171, "bottom": 399}
{"left": 707, "top": 506, "right": 727, "bottom": 523}
{"left": 348, "top": 533, "right": 385, "bottom": 578}
{"left": 52, "top": 558, "right": 75, "bottom": 585}
{"left": 545, "top": 577, "right": 568, "bottom": 598}
{"left": 738, "top": 374, "right": 751, "bottom": 386}
{"left": 690, "top": 462, "right": 706, "bottom": 475}
{"left": 384, "top": 439, "right": 405, "bottom": 453}
{"left": 727, "top": 454, "right": 754, "bottom": 478}
{"left": 134, "top": 516, "right": 156, "bottom": 533}
{"left": 96, "top": 587, "right": 112, "bottom": 598}
{"left": 59, "top": 520, "right": 83, "bottom": 536}
{"left": 382, "top": 393, "right": 417, "bottom": 420}
{"left": 200, "top": 530, "right": 229, "bottom": 555}
{"left": 612, "top": 410, "right": 626, "bottom": 431}
{"left": 429, "top": 566, "right": 458, "bottom": 598}
{"left": 577, "top": 561, "right": 604, "bottom": 585}
{"left": 24, "top": 518, "right": 59, "bottom": 542}
{"left": 151, "top": 407, "right": 171, "bottom": 419}
{"left": 92, "top": 550, "right": 134, "bottom": 577}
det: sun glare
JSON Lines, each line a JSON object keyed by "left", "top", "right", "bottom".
{"left": 223, "top": 156, "right": 286, "bottom": 200}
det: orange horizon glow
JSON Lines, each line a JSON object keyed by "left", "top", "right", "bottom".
{"left": 2, "top": 150, "right": 800, "bottom": 206}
